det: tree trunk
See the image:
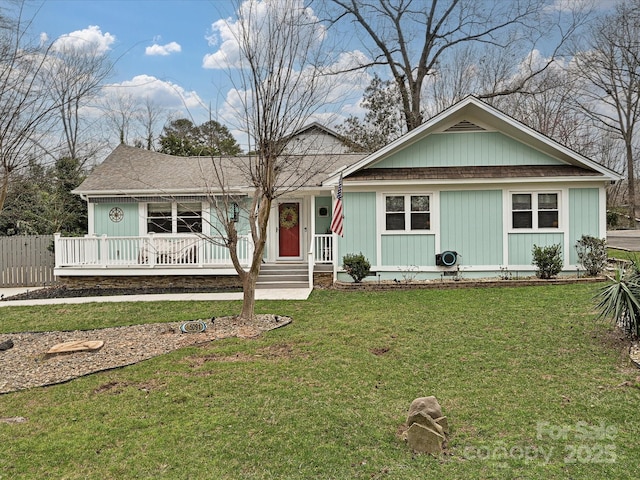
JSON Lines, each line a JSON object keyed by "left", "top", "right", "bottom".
{"left": 240, "top": 269, "right": 258, "bottom": 321}
{"left": 626, "top": 141, "right": 637, "bottom": 228}
{"left": 0, "top": 173, "right": 9, "bottom": 213}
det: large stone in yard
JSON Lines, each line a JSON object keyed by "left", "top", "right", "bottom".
{"left": 406, "top": 411, "right": 444, "bottom": 436}
{"left": 405, "top": 422, "right": 445, "bottom": 454}
{"left": 433, "top": 416, "right": 449, "bottom": 435}
{"left": 47, "top": 340, "right": 104, "bottom": 354}
{"left": 407, "top": 396, "right": 442, "bottom": 422}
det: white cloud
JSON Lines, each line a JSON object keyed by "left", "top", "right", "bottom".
{"left": 202, "top": 0, "right": 325, "bottom": 70}
{"left": 546, "top": 0, "right": 617, "bottom": 12}
{"left": 102, "top": 75, "right": 204, "bottom": 112}
{"left": 52, "top": 25, "right": 115, "bottom": 54}
{"left": 145, "top": 42, "right": 182, "bottom": 56}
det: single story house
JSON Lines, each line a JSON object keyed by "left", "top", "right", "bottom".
{"left": 55, "top": 97, "right": 622, "bottom": 288}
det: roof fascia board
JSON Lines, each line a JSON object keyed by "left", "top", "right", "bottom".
{"left": 343, "top": 176, "right": 611, "bottom": 187}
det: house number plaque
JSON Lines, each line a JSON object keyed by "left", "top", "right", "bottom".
{"left": 108, "top": 207, "right": 124, "bottom": 223}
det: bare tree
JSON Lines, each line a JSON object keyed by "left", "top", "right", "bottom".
{"left": 326, "top": 0, "right": 590, "bottom": 131}
{"left": 208, "top": 0, "right": 341, "bottom": 321}
{"left": 137, "top": 97, "right": 165, "bottom": 150}
{"left": 44, "top": 40, "right": 113, "bottom": 163}
{"left": 101, "top": 90, "right": 140, "bottom": 146}
{"left": 571, "top": 0, "right": 640, "bottom": 225}
{"left": 0, "top": 1, "right": 57, "bottom": 212}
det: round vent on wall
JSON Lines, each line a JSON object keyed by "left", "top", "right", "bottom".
{"left": 436, "top": 251, "right": 458, "bottom": 267}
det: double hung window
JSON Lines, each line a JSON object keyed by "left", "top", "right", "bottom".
{"left": 512, "top": 193, "right": 559, "bottom": 229}
{"left": 385, "top": 194, "right": 430, "bottom": 231}
{"left": 147, "top": 202, "right": 202, "bottom": 234}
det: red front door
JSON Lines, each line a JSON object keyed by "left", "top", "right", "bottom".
{"left": 278, "top": 202, "right": 300, "bottom": 257}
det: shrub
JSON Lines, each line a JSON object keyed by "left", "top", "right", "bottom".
{"left": 606, "top": 210, "right": 619, "bottom": 230}
{"left": 595, "top": 267, "right": 640, "bottom": 339}
{"left": 575, "top": 235, "right": 607, "bottom": 276}
{"left": 532, "top": 243, "right": 563, "bottom": 279}
{"left": 342, "top": 253, "right": 371, "bottom": 283}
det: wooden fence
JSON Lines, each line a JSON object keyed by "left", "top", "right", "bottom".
{"left": 0, "top": 235, "right": 55, "bottom": 287}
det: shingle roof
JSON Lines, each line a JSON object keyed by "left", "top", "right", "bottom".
{"left": 75, "top": 144, "right": 366, "bottom": 195}
{"left": 346, "top": 165, "right": 602, "bottom": 181}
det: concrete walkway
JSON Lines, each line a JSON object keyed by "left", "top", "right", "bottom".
{"left": 0, "top": 287, "right": 312, "bottom": 307}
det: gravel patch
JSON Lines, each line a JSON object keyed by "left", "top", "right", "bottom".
{"left": 0, "top": 315, "right": 291, "bottom": 394}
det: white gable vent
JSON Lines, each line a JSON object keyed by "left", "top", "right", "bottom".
{"left": 445, "top": 120, "right": 485, "bottom": 132}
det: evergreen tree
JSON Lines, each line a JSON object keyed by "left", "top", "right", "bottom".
{"left": 159, "top": 119, "right": 242, "bottom": 156}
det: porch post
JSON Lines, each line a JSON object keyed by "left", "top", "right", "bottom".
{"left": 100, "top": 234, "right": 108, "bottom": 267}
{"left": 308, "top": 195, "right": 316, "bottom": 288}
{"left": 54, "top": 232, "right": 61, "bottom": 268}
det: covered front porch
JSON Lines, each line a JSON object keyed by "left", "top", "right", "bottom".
{"left": 53, "top": 232, "right": 335, "bottom": 284}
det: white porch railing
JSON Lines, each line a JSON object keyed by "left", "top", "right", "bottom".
{"left": 54, "top": 234, "right": 254, "bottom": 269}
{"left": 313, "top": 234, "right": 333, "bottom": 263}
{"left": 54, "top": 233, "right": 333, "bottom": 270}
{"left": 308, "top": 234, "right": 334, "bottom": 288}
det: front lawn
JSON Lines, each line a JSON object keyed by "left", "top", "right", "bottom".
{"left": 1, "top": 285, "right": 639, "bottom": 479}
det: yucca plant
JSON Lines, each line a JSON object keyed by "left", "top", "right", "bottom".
{"left": 594, "top": 264, "right": 640, "bottom": 339}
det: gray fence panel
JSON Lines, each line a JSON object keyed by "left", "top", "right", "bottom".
{"left": 0, "top": 235, "right": 55, "bottom": 287}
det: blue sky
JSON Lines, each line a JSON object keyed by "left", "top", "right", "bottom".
{"left": 21, "top": 0, "right": 370, "bottom": 150}
{"left": 19, "top": 0, "right": 619, "bottom": 154}
{"left": 27, "top": 1, "right": 239, "bottom": 110}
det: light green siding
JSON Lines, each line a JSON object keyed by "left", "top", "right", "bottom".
{"left": 569, "top": 188, "right": 600, "bottom": 265}
{"left": 508, "top": 233, "right": 564, "bottom": 265}
{"left": 440, "top": 190, "right": 503, "bottom": 265}
{"left": 210, "top": 199, "right": 251, "bottom": 236}
{"left": 337, "top": 192, "right": 376, "bottom": 264}
{"left": 381, "top": 235, "right": 436, "bottom": 266}
{"left": 94, "top": 203, "right": 139, "bottom": 236}
{"left": 374, "top": 132, "right": 564, "bottom": 168}
{"left": 315, "top": 196, "right": 332, "bottom": 234}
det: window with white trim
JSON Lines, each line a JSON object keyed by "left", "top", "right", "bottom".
{"left": 385, "top": 194, "right": 431, "bottom": 231}
{"left": 147, "top": 202, "right": 202, "bottom": 233}
{"left": 512, "top": 193, "right": 559, "bottom": 229}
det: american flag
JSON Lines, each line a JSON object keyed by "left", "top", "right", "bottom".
{"left": 330, "top": 173, "right": 344, "bottom": 237}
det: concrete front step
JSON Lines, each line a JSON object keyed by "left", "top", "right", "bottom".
{"left": 256, "top": 282, "right": 309, "bottom": 289}
{"left": 260, "top": 264, "right": 308, "bottom": 271}
{"left": 257, "top": 263, "right": 309, "bottom": 289}
{"left": 258, "top": 274, "right": 308, "bottom": 282}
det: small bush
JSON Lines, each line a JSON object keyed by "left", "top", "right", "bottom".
{"left": 342, "top": 252, "right": 371, "bottom": 283}
{"left": 595, "top": 268, "right": 640, "bottom": 339}
{"left": 532, "top": 243, "right": 563, "bottom": 279}
{"left": 575, "top": 235, "right": 607, "bottom": 276}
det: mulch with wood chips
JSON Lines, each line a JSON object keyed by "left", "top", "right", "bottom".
{"left": 0, "top": 315, "right": 291, "bottom": 394}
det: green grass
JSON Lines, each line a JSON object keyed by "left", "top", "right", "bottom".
{"left": 1, "top": 285, "right": 639, "bottom": 479}
{"left": 608, "top": 248, "right": 640, "bottom": 263}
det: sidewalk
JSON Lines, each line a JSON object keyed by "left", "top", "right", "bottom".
{"left": 0, "top": 287, "right": 312, "bottom": 307}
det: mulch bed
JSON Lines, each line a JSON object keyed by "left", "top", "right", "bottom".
{"left": 0, "top": 315, "right": 291, "bottom": 394}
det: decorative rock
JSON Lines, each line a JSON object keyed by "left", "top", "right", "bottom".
{"left": 0, "top": 416, "right": 27, "bottom": 424}
{"left": 404, "top": 422, "right": 445, "bottom": 454}
{"left": 433, "top": 416, "right": 449, "bottom": 435}
{"left": 47, "top": 340, "right": 104, "bottom": 354}
{"left": 0, "top": 339, "right": 14, "bottom": 351}
{"left": 404, "top": 396, "right": 448, "bottom": 455}
{"left": 406, "top": 411, "right": 444, "bottom": 436}
{"left": 407, "top": 396, "right": 442, "bottom": 421}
